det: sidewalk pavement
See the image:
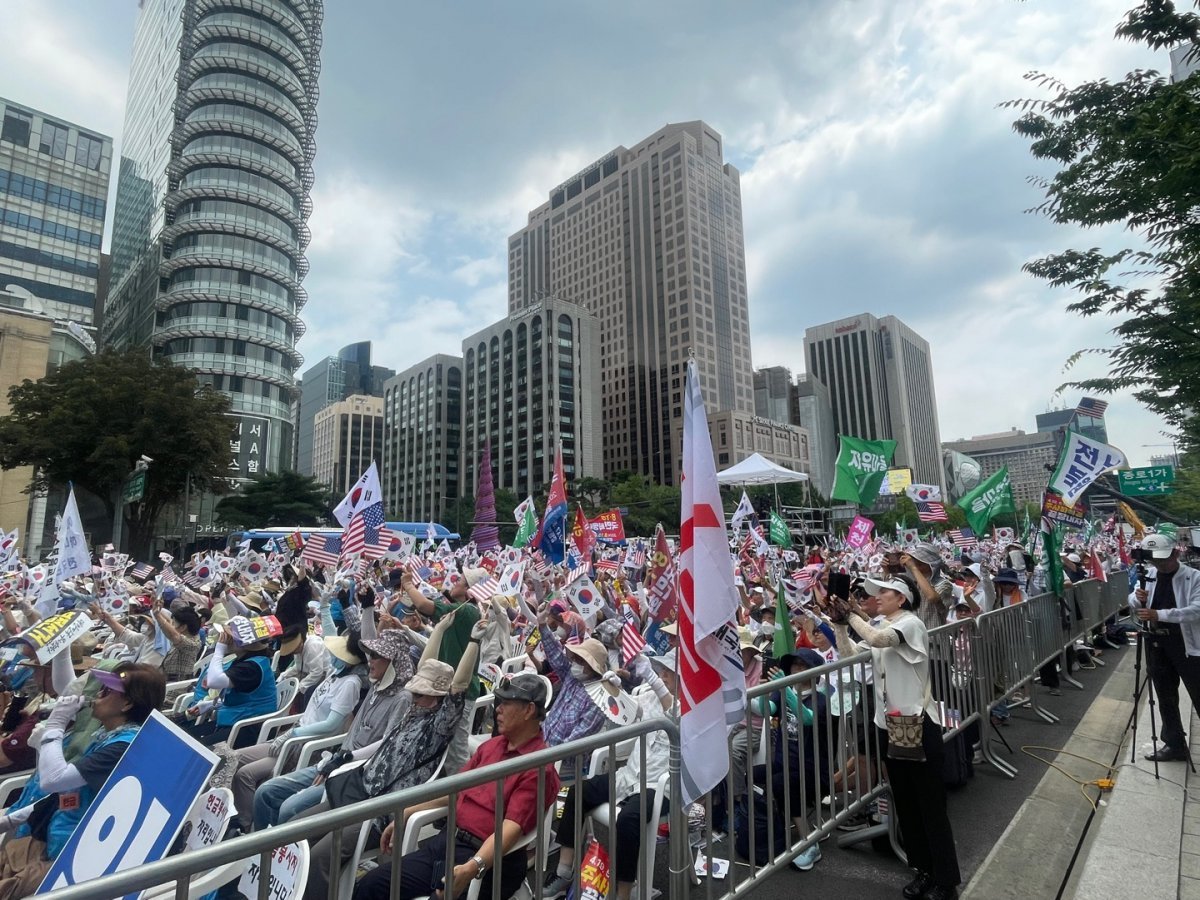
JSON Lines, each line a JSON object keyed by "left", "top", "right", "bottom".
{"left": 1064, "top": 644, "right": 1196, "bottom": 899}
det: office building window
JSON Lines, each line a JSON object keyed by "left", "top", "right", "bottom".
{"left": 1, "top": 108, "right": 31, "bottom": 146}
{"left": 74, "top": 133, "right": 104, "bottom": 170}
{"left": 38, "top": 121, "right": 69, "bottom": 159}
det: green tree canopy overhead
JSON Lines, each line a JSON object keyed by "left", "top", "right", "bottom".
{"left": 215, "top": 470, "right": 331, "bottom": 529}
{"left": 0, "top": 349, "right": 234, "bottom": 557}
{"left": 1008, "top": 3, "right": 1200, "bottom": 448}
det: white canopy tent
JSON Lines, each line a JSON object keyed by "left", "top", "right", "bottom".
{"left": 716, "top": 452, "right": 809, "bottom": 487}
{"left": 717, "top": 452, "right": 810, "bottom": 515}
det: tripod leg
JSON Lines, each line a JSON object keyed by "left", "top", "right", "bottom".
{"left": 1131, "top": 633, "right": 1145, "bottom": 765}
{"left": 1146, "top": 656, "right": 1160, "bottom": 781}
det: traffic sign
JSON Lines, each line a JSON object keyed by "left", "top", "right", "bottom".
{"left": 122, "top": 471, "right": 147, "bottom": 504}
{"left": 1117, "top": 466, "right": 1175, "bottom": 496}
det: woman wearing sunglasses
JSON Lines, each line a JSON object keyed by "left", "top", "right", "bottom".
{"left": 0, "top": 662, "right": 165, "bottom": 898}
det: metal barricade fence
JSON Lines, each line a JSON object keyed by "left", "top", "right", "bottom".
{"left": 39, "top": 717, "right": 689, "bottom": 900}
{"left": 39, "top": 575, "right": 1136, "bottom": 900}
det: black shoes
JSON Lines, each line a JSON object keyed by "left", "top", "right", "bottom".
{"left": 924, "top": 887, "right": 958, "bottom": 900}
{"left": 1145, "top": 746, "right": 1191, "bottom": 762}
{"left": 903, "top": 872, "right": 935, "bottom": 899}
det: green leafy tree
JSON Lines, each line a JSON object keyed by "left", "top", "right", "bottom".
{"left": 1164, "top": 449, "right": 1200, "bottom": 522}
{"left": 447, "top": 489, "right": 520, "bottom": 543}
{"left": 609, "top": 473, "right": 681, "bottom": 537}
{"left": 573, "top": 476, "right": 611, "bottom": 513}
{"left": 215, "top": 470, "right": 331, "bottom": 528}
{"left": 1007, "top": 3, "right": 1200, "bottom": 448}
{"left": 0, "top": 349, "right": 233, "bottom": 557}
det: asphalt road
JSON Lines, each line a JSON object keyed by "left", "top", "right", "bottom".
{"left": 681, "top": 644, "right": 1130, "bottom": 900}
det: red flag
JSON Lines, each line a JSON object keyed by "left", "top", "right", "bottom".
{"left": 1117, "top": 528, "right": 1131, "bottom": 567}
{"left": 678, "top": 359, "right": 744, "bottom": 804}
{"left": 645, "top": 524, "right": 678, "bottom": 623}
{"left": 1088, "top": 549, "right": 1108, "bottom": 583}
{"left": 572, "top": 505, "right": 596, "bottom": 557}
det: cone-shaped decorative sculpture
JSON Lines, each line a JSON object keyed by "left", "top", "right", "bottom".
{"left": 472, "top": 440, "right": 500, "bottom": 551}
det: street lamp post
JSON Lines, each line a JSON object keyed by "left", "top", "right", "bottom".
{"left": 111, "top": 456, "right": 152, "bottom": 552}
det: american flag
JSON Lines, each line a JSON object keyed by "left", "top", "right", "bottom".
{"left": 302, "top": 533, "right": 343, "bottom": 567}
{"left": 565, "top": 558, "right": 589, "bottom": 585}
{"left": 623, "top": 543, "right": 647, "bottom": 570}
{"left": 467, "top": 575, "right": 500, "bottom": 602}
{"left": 915, "top": 501, "right": 948, "bottom": 522}
{"left": 1075, "top": 397, "right": 1109, "bottom": 418}
{"left": 595, "top": 557, "right": 620, "bottom": 576}
{"left": 621, "top": 621, "right": 647, "bottom": 665}
{"left": 947, "top": 527, "right": 977, "bottom": 548}
{"left": 130, "top": 562, "right": 155, "bottom": 582}
{"left": 342, "top": 503, "right": 385, "bottom": 560}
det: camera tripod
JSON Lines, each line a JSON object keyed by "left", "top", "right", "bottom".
{"left": 1130, "top": 563, "right": 1198, "bottom": 778}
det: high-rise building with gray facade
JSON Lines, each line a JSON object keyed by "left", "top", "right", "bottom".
{"left": 382, "top": 354, "right": 462, "bottom": 523}
{"left": 103, "top": 0, "right": 322, "bottom": 472}
{"left": 792, "top": 374, "right": 837, "bottom": 498}
{"left": 297, "top": 341, "right": 393, "bottom": 475}
{"left": 804, "top": 313, "right": 944, "bottom": 492}
{"left": 0, "top": 98, "right": 111, "bottom": 325}
{"left": 508, "top": 121, "right": 754, "bottom": 485}
{"left": 312, "top": 394, "right": 384, "bottom": 495}
{"left": 462, "top": 298, "right": 602, "bottom": 498}
{"left": 754, "top": 366, "right": 792, "bottom": 425}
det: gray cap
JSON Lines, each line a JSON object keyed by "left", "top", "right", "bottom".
{"left": 649, "top": 648, "right": 678, "bottom": 673}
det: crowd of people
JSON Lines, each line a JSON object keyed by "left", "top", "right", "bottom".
{"left": 0, "top": 517, "right": 1179, "bottom": 900}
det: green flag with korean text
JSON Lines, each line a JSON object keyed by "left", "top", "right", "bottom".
{"left": 512, "top": 495, "right": 538, "bottom": 548}
{"left": 830, "top": 435, "right": 897, "bottom": 505}
{"left": 769, "top": 510, "right": 791, "bottom": 547}
{"left": 957, "top": 466, "right": 1016, "bottom": 535}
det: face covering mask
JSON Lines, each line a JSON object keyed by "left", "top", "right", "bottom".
{"left": 759, "top": 622, "right": 776, "bottom": 636}
{"left": 569, "top": 663, "right": 588, "bottom": 681}
{"left": 555, "top": 627, "right": 568, "bottom": 640}
{"left": 330, "top": 657, "right": 347, "bottom": 674}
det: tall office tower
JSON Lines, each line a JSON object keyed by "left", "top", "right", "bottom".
{"left": 508, "top": 121, "right": 754, "bottom": 485}
{"left": 311, "top": 394, "right": 384, "bottom": 494}
{"left": 0, "top": 98, "right": 112, "bottom": 325}
{"left": 792, "top": 374, "right": 837, "bottom": 499}
{"left": 103, "top": 0, "right": 322, "bottom": 472}
{"left": 297, "top": 341, "right": 394, "bottom": 475}
{"left": 461, "top": 298, "right": 602, "bottom": 498}
{"left": 943, "top": 429, "right": 1059, "bottom": 506}
{"left": 754, "top": 366, "right": 792, "bottom": 424}
{"left": 804, "top": 313, "right": 945, "bottom": 492}
{"left": 381, "top": 354, "right": 463, "bottom": 523}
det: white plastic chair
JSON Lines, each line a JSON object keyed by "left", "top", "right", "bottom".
{"left": 236, "top": 840, "right": 309, "bottom": 900}
{"left": 402, "top": 805, "right": 556, "bottom": 900}
{"left": 500, "top": 653, "right": 529, "bottom": 675}
{"left": 0, "top": 771, "right": 31, "bottom": 810}
{"left": 584, "top": 772, "right": 670, "bottom": 900}
{"left": 466, "top": 693, "right": 495, "bottom": 756}
{"left": 227, "top": 676, "right": 299, "bottom": 747}
{"left": 587, "top": 737, "right": 638, "bottom": 779}
{"left": 273, "top": 730, "right": 347, "bottom": 778}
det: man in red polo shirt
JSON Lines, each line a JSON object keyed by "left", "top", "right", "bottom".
{"left": 351, "top": 672, "right": 560, "bottom": 900}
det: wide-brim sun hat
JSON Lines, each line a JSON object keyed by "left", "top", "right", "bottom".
{"left": 406, "top": 658, "right": 454, "bottom": 697}
{"left": 323, "top": 634, "right": 364, "bottom": 665}
{"left": 863, "top": 577, "right": 914, "bottom": 604}
{"left": 565, "top": 638, "right": 608, "bottom": 676}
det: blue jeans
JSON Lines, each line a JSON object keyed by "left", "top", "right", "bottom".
{"left": 254, "top": 765, "right": 322, "bottom": 830}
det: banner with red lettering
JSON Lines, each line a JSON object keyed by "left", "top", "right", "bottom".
{"left": 588, "top": 509, "right": 626, "bottom": 543}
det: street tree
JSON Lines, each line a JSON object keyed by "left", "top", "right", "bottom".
{"left": 215, "top": 470, "right": 331, "bottom": 529}
{"left": 0, "top": 349, "right": 233, "bottom": 557}
{"left": 1008, "top": 2, "right": 1200, "bottom": 447}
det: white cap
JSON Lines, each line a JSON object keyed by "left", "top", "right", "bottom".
{"left": 1142, "top": 533, "right": 1177, "bottom": 559}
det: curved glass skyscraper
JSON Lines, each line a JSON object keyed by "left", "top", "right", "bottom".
{"left": 104, "top": 0, "right": 322, "bottom": 473}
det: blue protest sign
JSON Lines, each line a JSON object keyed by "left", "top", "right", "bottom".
{"left": 38, "top": 710, "right": 218, "bottom": 897}
{"left": 644, "top": 621, "right": 672, "bottom": 657}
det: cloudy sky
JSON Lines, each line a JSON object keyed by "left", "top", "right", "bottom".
{"left": 4, "top": 0, "right": 1179, "bottom": 465}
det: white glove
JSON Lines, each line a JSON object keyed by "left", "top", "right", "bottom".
{"left": 630, "top": 654, "right": 652, "bottom": 680}
{"left": 269, "top": 732, "right": 291, "bottom": 757}
{"left": 601, "top": 670, "right": 622, "bottom": 688}
{"left": 470, "top": 620, "right": 488, "bottom": 642}
{"left": 0, "top": 814, "right": 14, "bottom": 833}
{"left": 43, "top": 694, "right": 87, "bottom": 737}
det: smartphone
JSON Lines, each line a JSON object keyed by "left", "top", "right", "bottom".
{"left": 829, "top": 573, "right": 852, "bottom": 601}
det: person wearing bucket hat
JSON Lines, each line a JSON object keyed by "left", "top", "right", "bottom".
{"left": 829, "top": 574, "right": 961, "bottom": 898}
{"left": 900, "top": 542, "right": 955, "bottom": 629}
{"left": 252, "top": 615, "right": 418, "bottom": 831}
{"left": 0, "top": 663, "right": 164, "bottom": 891}
{"left": 545, "top": 648, "right": 679, "bottom": 900}
{"left": 1132, "top": 532, "right": 1200, "bottom": 762}
{"left": 176, "top": 617, "right": 278, "bottom": 749}
{"left": 398, "top": 566, "right": 486, "bottom": 773}
{"left": 299, "top": 618, "right": 486, "bottom": 900}
{"left": 357, "top": 666, "right": 558, "bottom": 900}
{"left": 227, "top": 629, "right": 366, "bottom": 831}
{"left": 534, "top": 604, "right": 610, "bottom": 751}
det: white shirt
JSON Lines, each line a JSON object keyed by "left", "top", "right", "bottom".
{"left": 1130, "top": 564, "right": 1200, "bottom": 657}
{"left": 863, "top": 611, "right": 939, "bottom": 728}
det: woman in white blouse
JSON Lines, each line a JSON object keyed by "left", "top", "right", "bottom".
{"left": 831, "top": 574, "right": 962, "bottom": 900}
